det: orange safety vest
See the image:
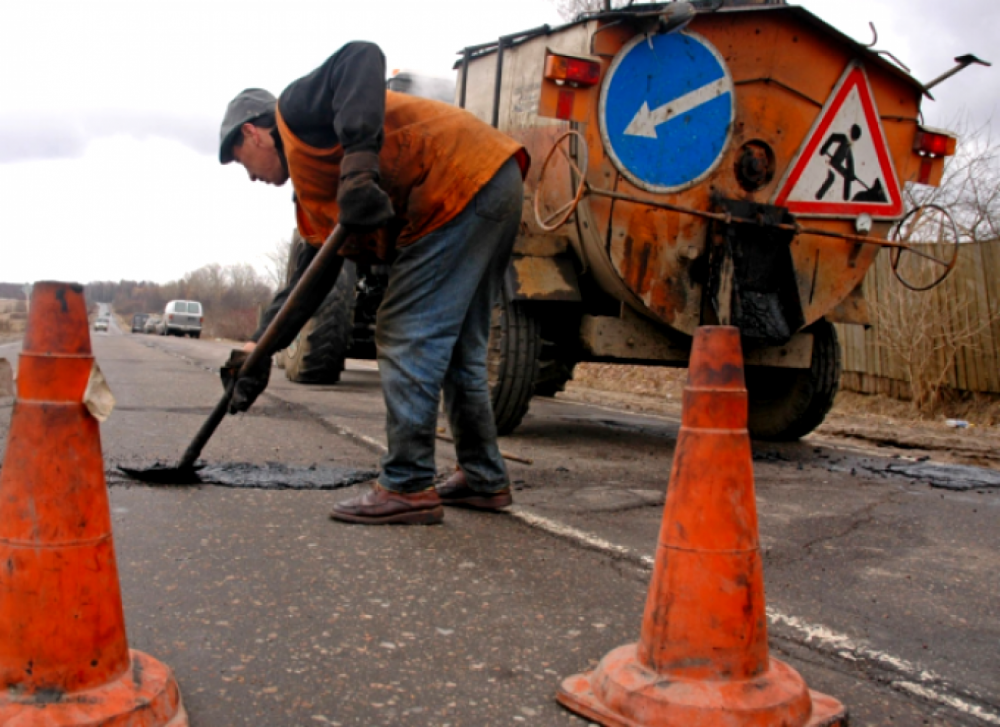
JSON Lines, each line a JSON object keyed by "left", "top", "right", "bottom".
{"left": 277, "top": 91, "right": 527, "bottom": 250}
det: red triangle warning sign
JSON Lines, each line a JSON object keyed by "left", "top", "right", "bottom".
{"left": 774, "top": 63, "right": 904, "bottom": 219}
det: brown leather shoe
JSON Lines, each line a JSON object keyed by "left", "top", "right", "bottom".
{"left": 330, "top": 484, "right": 443, "bottom": 525}
{"left": 436, "top": 469, "right": 513, "bottom": 511}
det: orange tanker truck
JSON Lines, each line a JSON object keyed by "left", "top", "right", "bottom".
{"left": 282, "top": 0, "right": 984, "bottom": 441}
{"left": 453, "top": 0, "right": 982, "bottom": 440}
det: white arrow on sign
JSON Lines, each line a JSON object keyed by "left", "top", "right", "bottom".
{"left": 624, "top": 77, "right": 731, "bottom": 139}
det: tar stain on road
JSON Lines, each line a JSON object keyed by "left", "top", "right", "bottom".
{"left": 875, "top": 460, "right": 1000, "bottom": 491}
{"left": 753, "top": 446, "right": 1000, "bottom": 492}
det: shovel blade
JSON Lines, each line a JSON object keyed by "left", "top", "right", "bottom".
{"left": 117, "top": 461, "right": 205, "bottom": 486}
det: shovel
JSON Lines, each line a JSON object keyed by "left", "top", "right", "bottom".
{"left": 120, "top": 225, "right": 349, "bottom": 484}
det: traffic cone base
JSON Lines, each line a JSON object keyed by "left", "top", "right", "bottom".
{"left": 558, "top": 647, "right": 846, "bottom": 727}
{"left": 556, "top": 327, "right": 848, "bottom": 727}
{"left": 0, "top": 650, "right": 188, "bottom": 726}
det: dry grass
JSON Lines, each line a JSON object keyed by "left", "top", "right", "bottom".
{"left": 571, "top": 362, "right": 1000, "bottom": 428}
{"left": 573, "top": 363, "right": 687, "bottom": 399}
{"left": 831, "top": 389, "right": 1000, "bottom": 427}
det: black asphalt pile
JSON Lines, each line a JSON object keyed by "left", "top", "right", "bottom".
{"left": 110, "top": 462, "right": 378, "bottom": 490}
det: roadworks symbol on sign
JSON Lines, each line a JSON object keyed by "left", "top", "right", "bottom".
{"left": 774, "top": 63, "right": 904, "bottom": 219}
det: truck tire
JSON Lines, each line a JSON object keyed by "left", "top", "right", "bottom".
{"left": 283, "top": 262, "right": 358, "bottom": 384}
{"left": 745, "top": 318, "right": 841, "bottom": 441}
{"left": 488, "top": 289, "right": 540, "bottom": 435}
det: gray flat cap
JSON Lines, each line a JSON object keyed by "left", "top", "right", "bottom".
{"left": 219, "top": 88, "right": 277, "bottom": 164}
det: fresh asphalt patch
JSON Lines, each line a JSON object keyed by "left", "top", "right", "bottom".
{"left": 109, "top": 461, "right": 377, "bottom": 490}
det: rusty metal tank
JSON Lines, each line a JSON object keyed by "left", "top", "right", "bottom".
{"left": 456, "top": 1, "right": 959, "bottom": 439}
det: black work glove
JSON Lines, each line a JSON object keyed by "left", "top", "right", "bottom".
{"left": 221, "top": 349, "right": 271, "bottom": 415}
{"left": 337, "top": 151, "right": 394, "bottom": 231}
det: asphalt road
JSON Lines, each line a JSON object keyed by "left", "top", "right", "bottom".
{"left": 0, "top": 331, "right": 997, "bottom": 726}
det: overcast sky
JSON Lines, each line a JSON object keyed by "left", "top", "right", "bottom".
{"left": 1, "top": 0, "right": 996, "bottom": 287}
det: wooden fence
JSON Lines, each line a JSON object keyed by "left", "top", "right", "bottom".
{"left": 835, "top": 240, "right": 1000, "bottom": 398}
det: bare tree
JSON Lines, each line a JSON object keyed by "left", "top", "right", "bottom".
{"left": 852, "top": 119, "right": 1000, "bottom": 413}
{"left": 550, "top": 0, "right": 782, "bottom": 22}
{"left": 183, "top": 263, "right": 225, "bottom": 307}
{"left": 870, "top": 262, "right": 999, "bottom": 413}
{"left": 223, "top": 263, "right": 273, "bottom": 310}
{"left": 263, "top": 237, "right": 293, "bottom": 291}
{"left": 905, "top": 118, "right": 1000, "bottom": 244}
{"left": 550, "top": 0, "right": 634, "bottom": 22}
{"left": 866, "top": 122, "right": 1000, "bottom": 411}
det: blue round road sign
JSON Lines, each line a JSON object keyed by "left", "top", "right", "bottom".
{"left": 600, "top": 32, "right": 734, "bottom": 193}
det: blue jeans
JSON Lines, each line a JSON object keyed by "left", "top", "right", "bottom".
{"left": 375, "top": 157, "right": 522, "bottom": 494}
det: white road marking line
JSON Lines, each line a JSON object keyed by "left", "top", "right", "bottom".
{"left": 92, "top": 338, "right": 997, "bottom": 719}
{"left": 510, "top": 507, "right": 656, "bottom": 567}
{"left": 895, "top": 682, "right": 1000, "bottom": 725}
{"left": 320, "top": 418, "right": 388, "bottom": 456}
{"left": 624, "top": 77, "right": 730, "bottom": 138}
{"left": 507, "top": 507, "right": 999, "bottom": 725}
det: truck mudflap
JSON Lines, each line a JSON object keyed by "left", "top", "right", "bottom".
{"left": 707, "top": 198, "right": 804, "bottom": 346}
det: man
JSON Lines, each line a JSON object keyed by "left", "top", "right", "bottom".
{"left": 219, "top": 42, "right": 527, "bottom": 525}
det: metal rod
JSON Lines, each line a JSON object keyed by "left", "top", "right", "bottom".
{"left": 458, "top": 25, "right": 552, "bottom": 56}
{"left": 459, "top": 48, "right": 470, "bottom": 109}
{"left": 475, "top": 25, "right": 550, "bottom": 128}
{"left": 733, "top": 77, "right": 825, "bottom": 108}
{"left": 436, "top": 432, "right": 534, "bottom": 465}
{"left": 178, "top": 380, "right": 236, "bottom": 469}
{"left": 492, "top": 37, "right": 505, "bottom": 128}
{"left": 586, "top": 186, "right": 931, "bottom": 251}
{"left": 176, "top": 225, "right": 349, "bottom": 469}
{"left": 924, "top": 54, "right": 991, "bottom": 91}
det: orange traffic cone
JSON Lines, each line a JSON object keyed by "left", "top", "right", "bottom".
{"left": 557, "top": 326, "right": 847, "bottom": 726}
{"left": 0, "top": 282, "right": 187, "bottom": 725}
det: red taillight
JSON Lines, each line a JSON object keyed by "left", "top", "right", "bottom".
{"left": 914, "top": 126, "right": 957, "bottom": 157}
{"left": 544, "top": 54, "right": 601, "bottom": 87}
{"left": 556, "top": 89, "right": 575, "bottom": 120}
{"left": 168, "top": 315, "right": 174, "bottom": 322}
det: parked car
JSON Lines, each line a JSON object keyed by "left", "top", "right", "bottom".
{"left": 143, "top": 315, "right": 163, "bottom": 335}
{"left": 93, "top": 318, "right": 109, "bottom": 332}
{"left": 162, "top": 300, "right": 203, "bottom": 338}
{"left": 131, "top": 313, "right": 149, "bottom": 333}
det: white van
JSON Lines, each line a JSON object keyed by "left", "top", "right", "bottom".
{"left": 163, "top": 300, "right": 203, "bottom": 338}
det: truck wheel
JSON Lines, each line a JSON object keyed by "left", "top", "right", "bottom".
{"left": 488, "top": 290, "right": 540, "bottom": 435}
{"left": 284, "top": 262, "right": 358, "bottom": 384}
{"left": 746, "top": 319, "right": 841, "bottom": 441}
